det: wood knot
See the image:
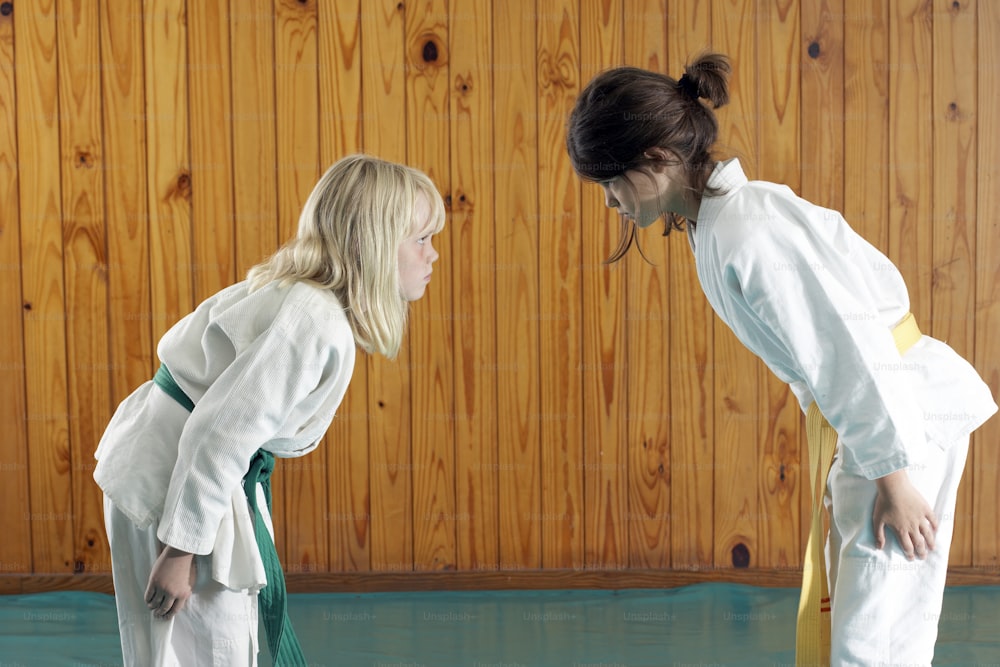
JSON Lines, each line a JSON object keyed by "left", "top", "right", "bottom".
{"left": 951, "top": 0, "right": 961, "bottom": 11}
{"left": 22, "top": 301, "right": 32, "bottom": 311}
{"left": 731, "top": 542, "right": 751, "bottom": 568}
{"left": 456, "top": 74, "right": 472, "bottom": 93}
{"left": 396, "top": 1, "right": 404, "bottom": 10}
{"left": 444, "top": 194, "right": 452, "bottom": 208}
{"left": 377, "top": 400, "right": 385, "bottom": 408}
{"left": 422, "top": 39, "right": 439, "bottom": 63}
{"left": 411, "top": 34, "right": 445, "bottom": 71}
{"left": 76, "top": 150, "right": 94, "bottom": 169}
{"left": 807, "top": 41, "right": 820, "bottom": 59}
{"left": 779, "top": 463, "right": 786, "bottom": 482}
{"left": 0, "top": 2, "right": 12, "bottom": 17}
{"left": 946, "top": 102, "right": 960, "bottom": 121}
{"left": 172, "top": 171, "right": 192, "bottom": 200}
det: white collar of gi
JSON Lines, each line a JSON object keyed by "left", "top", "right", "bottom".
{"left": 707, "top": 157, "right": 748, "bottom": 191}
{"left": 694, "top": 158, "right": 748, "bottom": 229}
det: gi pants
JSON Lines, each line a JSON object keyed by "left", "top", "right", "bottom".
{"left": 104, "top": 494, "right": 268, "bottom": 667}
{"left": 826, "top": 434, "right": 970, "bottom": 667}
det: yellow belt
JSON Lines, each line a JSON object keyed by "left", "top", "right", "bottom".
{"left": 795, "top": 312, "right": 922, "bottom": 666}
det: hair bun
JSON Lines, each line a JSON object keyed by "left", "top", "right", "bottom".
{"left": 682, "top": 53, "right": 731, "bottom": 109}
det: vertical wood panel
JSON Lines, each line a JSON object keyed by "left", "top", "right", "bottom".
{"left": 0, "top": 0, "right": 32, "bottom": 574}
{"left": 450, "top": 0, "right": 499, "bottom": 571}
{"left": 319, "top": 0, "right": 370, "bottom": 573}
{"left": 843, "top": 0, "right": 890, "bottom": 250}
{"left": 58, "top": 0, "right": 109, "bottom": 573}
{"left": 801, "top": 1, "right": 845, "bottom": 212}
{"left": 494, "top": 0, "right": 542, "bottom": 572}
{"left": 273, "top": 0, "right": 325, "bottom": 572}
{"left": 101, "top": 0, "right": 152, "bottom": 410}
{"left": 623, "top": 0, "right": 670, "bottom": 570}
{"left": 888, "top": 0, "right": 933, "bottom": 324}
{"left": 710, "top": 0, "right": 760, "bottom": 570}
{"left": 362, "top": 0, "right": 412, "bottom": 573}
{"left": 580, "top": 0, "right": 627, "bottom": 571}
{"left": 973, "top": 0, "right": 1000, "bottom": 569}
{"left": 406, "top": 0, "right": 457, "bottom": 572}
{"left": 144, "top": 0, "right": 193, "bottom": 345}
{"left": 188, "top": 0, "right": 236, "bottom": 301}
{"left": 667, "top": 0, "right": 714, "bottom": 570}
{"left": 230, "top": 0, "right": 278, "bottom": 278}
{"left": 16, "top": 0, "right": 73, "bottom": 574}
{"left": 537, "top": 0, "right": 584, "bottom": 570}
{"left": 932, "top": 0, "right": 977, "bottom": 566}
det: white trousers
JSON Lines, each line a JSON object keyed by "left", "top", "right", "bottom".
{"left": 104, "top": 496, "right": 261, "bottom": 667}
{"left": 825, "top": 435, "right": 969, "bottom": 667}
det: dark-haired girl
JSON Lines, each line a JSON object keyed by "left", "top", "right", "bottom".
{"left": 567, "top": 53, "right": 996, "bottom": 666}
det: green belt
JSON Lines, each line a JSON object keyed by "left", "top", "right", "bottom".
{"left": 152, "top": 364, "right": 306, "bottom": 665}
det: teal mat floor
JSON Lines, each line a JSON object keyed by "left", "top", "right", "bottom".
{"left": 0, "top": 583, "right": 998, "bottom": 666}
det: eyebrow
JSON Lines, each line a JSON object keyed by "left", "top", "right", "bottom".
{"left": 409, "top": 222, "right": 436, "bottom": 238}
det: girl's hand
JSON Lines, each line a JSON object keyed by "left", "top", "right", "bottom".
{"left": 872, "top": 469, "right": 937, "bottom": 560}
{"left": 144, "top": 546, "right": 196, "bottom": 619}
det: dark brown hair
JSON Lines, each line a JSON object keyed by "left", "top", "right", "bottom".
{"left": 566, "top": 53, "right": 731, "bottom": 261}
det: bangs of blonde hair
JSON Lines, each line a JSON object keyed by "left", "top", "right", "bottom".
{"left": 247, "top": 154, "right": 446, "bottom": 358}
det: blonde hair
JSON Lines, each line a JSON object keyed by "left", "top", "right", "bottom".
{"left": 247, "top": 154, "right": 445, "bottom": 358}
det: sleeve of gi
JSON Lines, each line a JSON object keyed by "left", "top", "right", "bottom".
{"left": 156, "top": 308, "right": 342, "bottom": 554}
{"left": 727, "top": 217, "right": 930, "bottom": 481}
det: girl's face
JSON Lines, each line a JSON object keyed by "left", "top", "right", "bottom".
{"left": 398, "top": 193, "right": 440, "bottom": 301}
{"left": 599, "top": 160, "right": 692, "bottom": 227}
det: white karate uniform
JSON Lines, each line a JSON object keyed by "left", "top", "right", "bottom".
{"left": 94, "top": 279, "right": 356, "bottom": 666}
{"left": 689, "top": 159, "right": 997, "bottom": 666}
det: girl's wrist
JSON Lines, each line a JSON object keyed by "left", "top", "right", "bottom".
{"left": 162, "top": 546, "right": 194, "bottom": 559}
{"left": 874, "top": 468, "right": 908, "bottom": 492}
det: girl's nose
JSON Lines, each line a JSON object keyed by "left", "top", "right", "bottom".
{"left": 428, "top": 240, "right": 440, "bottom": 263}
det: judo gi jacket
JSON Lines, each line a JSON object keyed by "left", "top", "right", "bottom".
{"left": 688, "top": 159, "right": 996, "bottom": 479}
{"left": 94, "top": 280, "right": 357, "bottom": 591}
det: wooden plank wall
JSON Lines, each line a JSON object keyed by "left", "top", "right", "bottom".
{"left": 1, "top": 0, "right": 997, "bottom": 584}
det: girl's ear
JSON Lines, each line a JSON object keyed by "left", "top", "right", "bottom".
{"left": 641, "top": 146, "right": 676, "bottom": 169}
{"left": 642, "top": 146, "right": 681, "bottom": 172}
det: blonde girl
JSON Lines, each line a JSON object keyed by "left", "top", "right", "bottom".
{"left": 95, "top": 154, "right": 444, "bottom": 666}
